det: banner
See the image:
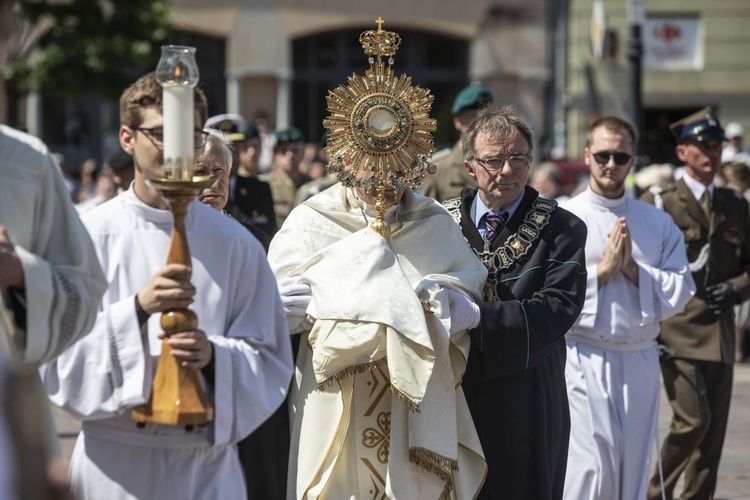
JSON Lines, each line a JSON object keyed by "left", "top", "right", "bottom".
{"left": 644, "top": 16, "right": 704, "bottom": 70}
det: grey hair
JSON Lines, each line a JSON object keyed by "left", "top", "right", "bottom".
{"left": 202, "top": 127, "right": 233, "bottom": 173}
{"left": 461, "top": 104, "right": 533, "bottom": 160}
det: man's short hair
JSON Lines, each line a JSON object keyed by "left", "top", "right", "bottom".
{"left": 461, "top": 104, "right": 533, "bottom": 160}
{"left": 119, "top": 72, "right": 208, "bottom": 128}
{"left": 586, "top": 116, "right": 636, "bottom": 148}
{"left": 723, "top": 161, "right": 750, "bottom": 191}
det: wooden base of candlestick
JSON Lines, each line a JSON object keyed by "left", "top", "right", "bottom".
{"left": 132, "top": 176, "right": 216, "bottom": 427}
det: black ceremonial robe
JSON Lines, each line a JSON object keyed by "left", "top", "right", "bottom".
{"left": 447, "top": 186, "right": 587, "bottom": 500}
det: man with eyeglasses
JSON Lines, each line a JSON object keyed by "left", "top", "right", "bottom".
{"left": 443, "top": 104, "right": 588, "bottom": 499}
{"left": 560, "top": 116, "right": 695, "bottom": 499}
{"left": 641, "top": 109, "right": 750, "bottom": 500}
{"left": 41, "top": 72, "right": 293, "bottom": 499}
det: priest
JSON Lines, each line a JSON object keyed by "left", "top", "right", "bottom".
{"left": 270, "top": 21, "right": 488, "bottom": 500}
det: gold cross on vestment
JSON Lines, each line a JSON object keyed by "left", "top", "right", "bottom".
{"left": 375, "top": 17, "right": 385, "bottom": 30}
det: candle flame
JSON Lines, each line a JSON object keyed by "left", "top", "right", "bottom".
{"left": 174, "top": 65, "right": 181, "bottom": 79}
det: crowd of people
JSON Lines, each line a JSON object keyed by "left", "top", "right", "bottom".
{"left": 3, "top": 5, "right": 750, "bottom": 499}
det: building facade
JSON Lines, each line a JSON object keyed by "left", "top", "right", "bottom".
{"left": 566, "top": 0, "right": 750, "bottom": 164}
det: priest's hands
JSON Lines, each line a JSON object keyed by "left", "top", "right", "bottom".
{"left": 137, "top": 264, "right": 195, "bottom": 315}
{"left": 277, "top": 276, "right": 313, "bottom": 334}
{"left": 706, "top": 282, "right": 743, "bottom": 315}
{"left": 0, "top": 225, "right": 24, "bottom": 289}
{"left": 597, "top": 217, "right": 638, "bottom": 288}
{"left": 446, "top": 288, "right": 481, "bottom": 335}
{"left": 161, "top": 330, "right": 214, "bottom": 370}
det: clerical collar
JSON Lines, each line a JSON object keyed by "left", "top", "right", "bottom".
{"left": 584, "top": 185, "right": 627, "bottom": 210}
{"left": 682, "top": 172, "right": 714, "bottom": 203}
{"left": 471, "top": 191, "right": 524, "bottom": 233}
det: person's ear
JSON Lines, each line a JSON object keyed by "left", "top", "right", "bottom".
{"left": 584, "top": 147, "right": 591, "bottom": 168}
{"left": 120, "top": 125, "right": 135, "bottom": 154}
{"left": 464, "top": 159, "right": 477, "bottom": 180}
{"left": 675, "top": 144, "right": 688, "bottom": 163}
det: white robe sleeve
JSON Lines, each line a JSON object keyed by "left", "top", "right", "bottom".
{"left": 3, "top": 141, "right": 107, "bottom": 365}
{"left": 209, "top": 250, "right": 293, "bottom": 445}
{"left": 635, "top": 219, "right": 696, "bottom": 326}
{"left": 41, "top": 294, "right": 152, "bottom": 421}
{"left": 576, "top": 261, "right": 602, "bottom": 329}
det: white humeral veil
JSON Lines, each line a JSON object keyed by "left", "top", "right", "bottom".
{"left": 269, "top": 184, "right": 487, "bottom": 499}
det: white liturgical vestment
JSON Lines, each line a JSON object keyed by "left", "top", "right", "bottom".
{"left": 1, "top": 125, "right": 107, "bottom": 500}
{"left": 269, "top": 184, "right": 488, "bottom": 500}
{"left": 0, "top": 124, "right": 106, "bottom": 365}
{"left": 41, "top": 188, "right": 293, "bottom": 499}
{"left": 562, "top": 187, "right": 695, "bottom": 500}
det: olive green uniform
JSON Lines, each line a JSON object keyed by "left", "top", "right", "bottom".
{"left": 422, "top": 141, "right": 477, "bottom": 203}
{"left": 642, "top": 178, "right": 750, "bottom": 499}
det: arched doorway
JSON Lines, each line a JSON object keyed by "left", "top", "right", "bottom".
{"left": 292, "top": 28, "right": 469, "bottom": 150}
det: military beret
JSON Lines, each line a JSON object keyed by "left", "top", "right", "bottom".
{"left": 669, "top": 107, "right": 726, "bottom": 143}
{"left": 276, "top": 126, "right": 305, "bottom": 145}
{"left": 239, "top": 123, "right": 259, "bottom": 140}
{"left": 451, "top": 84, "right": 493, "bottom": 116}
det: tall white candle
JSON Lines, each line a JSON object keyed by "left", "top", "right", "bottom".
{"left": 162, "top": 84, "right": 194, "bottom": 179}
{"left": 155, "top": 45, "right": 200, "bottom": 181}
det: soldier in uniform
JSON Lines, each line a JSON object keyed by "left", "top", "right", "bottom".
{"left": 261, "top": 126, "right": 310, "bottom": 229}
{"left": 642, "top": 108, "right": 750, "bottom": 499}
{"left": 230, "top": 122, "right": 278, "bottom": 238}
{"left": 444, "top": 104, "right": 588, "bottom": 499}
{"left": 422, "top": 84, "right": 492, "bottom": 203}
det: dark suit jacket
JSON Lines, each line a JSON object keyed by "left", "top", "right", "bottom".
{"left": 447, "top": 186, "right": 587, "bottom": 500}
{"left": 230, "top": 175, "right": 277, "bottom": 238}
{"left": 641, "top": 178, "right": 750, "bottom": 363}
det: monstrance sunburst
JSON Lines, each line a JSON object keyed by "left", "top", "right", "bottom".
{"left": 324, "top": 17, "right": 437, "bottom": 239}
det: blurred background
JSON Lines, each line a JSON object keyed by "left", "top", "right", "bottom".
{"left": 1, "top": 0, "right": 748, "bottom": 191}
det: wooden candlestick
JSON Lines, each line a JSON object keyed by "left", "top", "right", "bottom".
{"left": 132, "top": 177, "right": 215, "bottom": 426}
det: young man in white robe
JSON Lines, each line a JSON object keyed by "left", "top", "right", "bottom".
{"left": 561, "top": 116, "right": 695, "bottom": 499}
{"left": 41, "top": 73, "right": 293, "bottom": 500}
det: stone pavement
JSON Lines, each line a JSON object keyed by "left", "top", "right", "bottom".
{"left": 51, "top": 364, "right": 750, "bottom": 497}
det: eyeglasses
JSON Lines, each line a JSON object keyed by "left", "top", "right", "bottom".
{"left": 471, "top": 155, "right": 531, "bottom": 171}
{"left": 131, "top": 127, "right": 210, "bottom": 150}
{"left": 592, "top": 151, "right": 632, "bottom": 166}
